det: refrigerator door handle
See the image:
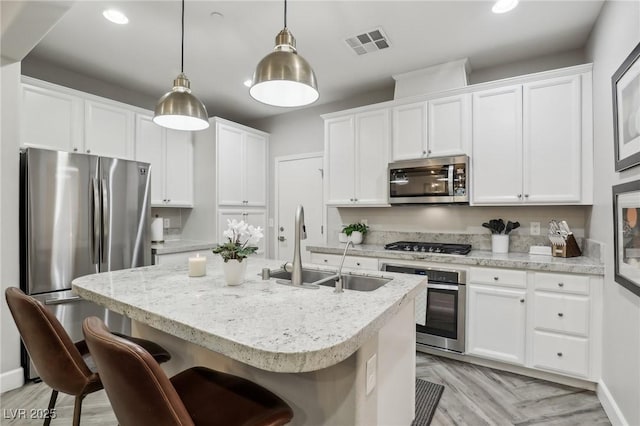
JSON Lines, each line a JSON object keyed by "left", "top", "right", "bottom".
{"left": 44, "top": 296, "right": 82, "bottom": 305}
{"left": 90, "top": 178, "right": 100, "bottom": 264}
{"left": 101, "top": 178, "right": 109, "bottom": 264}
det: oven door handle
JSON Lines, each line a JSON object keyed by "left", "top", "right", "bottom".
{"left": 427, "top": 283, "right": 461, "bottom": 291}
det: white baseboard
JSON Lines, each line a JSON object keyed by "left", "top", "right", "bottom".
{"left": 597, "top": 379, "right": 628, "bottom": 426}
{"left": 0, "top": 368, "right": 24, "bottom": 393}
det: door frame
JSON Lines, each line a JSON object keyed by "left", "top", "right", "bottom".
{"left": 274, "top": 152, "right": 325, "bottom": 260}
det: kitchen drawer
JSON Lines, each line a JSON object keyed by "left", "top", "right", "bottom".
{"left": 532, "top": 330, "right": 589, "bottom": 378}
{"left": 309, "top": 253, "right": 378, "bottom": 271}
{"left": 534, "top": 292, "right": 589, "bottom": 337}
{"left": 469, "top": 267, "right": 526, "bottom": 288}
{"left": 534, "top": 272, "right": 589, "bottom": 295}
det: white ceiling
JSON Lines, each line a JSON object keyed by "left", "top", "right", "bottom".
{"left": 25, "top": 0, "right": 604, "bottom": 123}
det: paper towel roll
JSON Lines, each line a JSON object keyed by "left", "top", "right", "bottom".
{"left": 151, "top": 217, "right": 164, "bottom": 243}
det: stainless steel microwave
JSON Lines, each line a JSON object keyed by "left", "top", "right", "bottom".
{"left": 388, "top": 155, "right": 469, "bottom": 204}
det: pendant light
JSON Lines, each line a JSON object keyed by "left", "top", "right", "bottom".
{"left": 153, "top": 0, "right": 209, "bottom": 131}
{"left": 250, "top": 0, "right": 319, "bottom": 107}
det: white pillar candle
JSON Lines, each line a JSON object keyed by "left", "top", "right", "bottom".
{"left": 188, "top": 253, "right": 206, "bottom": 277}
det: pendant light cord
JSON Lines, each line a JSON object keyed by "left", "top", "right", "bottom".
{"left": 284, "top": 0, "right": 287, "bottom": 28}
{"left": 181, "top": 0, "right": 185, "bottom": 73}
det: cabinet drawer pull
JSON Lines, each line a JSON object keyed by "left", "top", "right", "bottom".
{"left": 520, "top": 299, "right": 525, "bottom": 303}
{"left": 557, "top": 312, "right": 564, "bottom": 317}
{"left": 557, "top": 352, "right": 563, "bottom": 357}
{"left": 558, "top": 282, "right": 564, "bottom": 287}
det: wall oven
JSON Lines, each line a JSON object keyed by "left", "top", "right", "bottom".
{"left": 388, "top": 155, "right": 468, "bottom": 204}
{"left": 381, "top": 263, "right": 466, "bottom": 353}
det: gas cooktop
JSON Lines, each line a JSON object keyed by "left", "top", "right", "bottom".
{"left": 384, "top": 241, "right": 472, "bottom": 255}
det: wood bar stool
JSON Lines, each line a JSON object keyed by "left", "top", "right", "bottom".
{"left": 82, "top": 316, "right": 294, "bottom": 426}
{"left": 5, "top": 287, "right": 171, "bottom": 426}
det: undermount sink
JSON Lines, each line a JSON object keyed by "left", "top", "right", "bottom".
{"left": 269, "top": 269, "right": 391, "bottom": 292}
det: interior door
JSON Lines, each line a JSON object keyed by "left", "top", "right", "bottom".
{"left": 275, "top": 154, "right": 324, "bottom": 262}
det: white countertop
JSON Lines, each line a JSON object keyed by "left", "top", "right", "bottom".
{"left": 151, "top": 239, "right": 217, "bottom": 255}
{"left": 72, "top": 257, "right": 426, "bottom": 373}
{"left": 307, "top": 244, "right": 604, "bottom": 275}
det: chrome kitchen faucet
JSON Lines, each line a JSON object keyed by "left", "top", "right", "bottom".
{"left": 291, "top": 204, "right": 307, "bottom": 286}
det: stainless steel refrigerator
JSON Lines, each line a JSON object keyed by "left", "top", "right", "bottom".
{"left": 19, "top": 147, "right": 152, "bottom": 379}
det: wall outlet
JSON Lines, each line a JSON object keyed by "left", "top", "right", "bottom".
{"left": 163, "top": 218, "right": 171, "bottom": 228}
{"left": 365, "top": 354, "right": 377, "bottom": 395}
{"left": 530, "top": 222, "right": 540, "bottom": 236}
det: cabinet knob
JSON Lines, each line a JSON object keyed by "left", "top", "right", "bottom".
{"left": 422, "top": 150, "right": 427, "bottom": 155}
{"left": 517, "top": 194, "right": 522, "bottom": 198}
{"left": 557, "top": 312, "right": 564, "bottom": 317}
{"left": 323, "top": 259, "right": 328, "bottom": 263}
{"left": 356, "top": 262, "right": 361, "bottom": 266}
{"left": 86, "top": 149, "right": 91, "bottom": 153}
{"left": 428, "top": 150, "right": 432, "bottom": 154}
{"left": 354, "top": 198, "right": 358, "bottom": 202}
{"left": 524, "top": 194, "right": 529, "bottom": 198}
{"left": 557, "top": 352, "right": 563, "bottom": 357}
{"left": 520, "top": 299, "right": 525, "bottom": 303}
{"left": 167, "top": 199, "right": 171, "bottom": 203}
{"left": 278, "top": 236, "right": 286, "bottom": 242}
{"left": 558, "top": 282, "right": 564, "bottom": 287}
{"left": 493, "top": 276, "right": 499, "bottom": 281}
{"left": 73, "top": 148, "right": 78, "bottom": 152}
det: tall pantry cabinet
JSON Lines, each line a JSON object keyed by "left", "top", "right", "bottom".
{"left": 213, "top": 117, "right": 269, "bottom": 257}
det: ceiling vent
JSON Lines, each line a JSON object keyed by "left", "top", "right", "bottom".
{"left": 344, "top": 27, "right": 390, "bottom": 56}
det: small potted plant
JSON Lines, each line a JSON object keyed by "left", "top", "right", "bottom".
{"left": 213, "top": 219, "right": 263, "bottom": 285}
{"left": 339, "top": 222, "right": 369, "bottom": 245}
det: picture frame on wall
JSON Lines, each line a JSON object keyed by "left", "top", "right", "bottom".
{"left": 612, "top": 179, "right": 640, "bottom": 297}
{"left": 612, "top": 40, "right": 640, "bottom": 171}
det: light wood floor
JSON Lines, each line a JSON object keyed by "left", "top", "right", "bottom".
{"left": 1, "top": 353, "right": 610, "bottom": 425}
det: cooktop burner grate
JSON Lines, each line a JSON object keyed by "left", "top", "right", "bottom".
{"left": 384, "top": 241, "right": 472, "bottom": 255}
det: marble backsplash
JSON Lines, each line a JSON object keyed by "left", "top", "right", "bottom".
{"left": 349, "top": 230, "right": 589, "bottom": 255}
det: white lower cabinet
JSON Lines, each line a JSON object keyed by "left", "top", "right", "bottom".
{"left": 531, "top": 331, "right": 589, "bottom": 378}
{"left": 467, "top": 284, "right": 527, "bottom": 365}
{"left": 466, "top": 267, "right": 600, "bottom": 381}
{"left": 154, "top": 250, "right": 215, "bottom": 266}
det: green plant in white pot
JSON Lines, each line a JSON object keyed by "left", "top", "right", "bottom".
{"left": 340, "top": 223, "right": 369, "bottom": 245}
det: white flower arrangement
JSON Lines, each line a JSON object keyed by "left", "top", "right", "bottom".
{"left": 213, "top": 219, "right": 264, "bottom": 262}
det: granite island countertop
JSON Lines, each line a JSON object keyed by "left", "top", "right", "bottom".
{"left": 307, "top": 244, "right": 604, "bottom": 275}
{"left": 72, "top": 257, "right": 426, "bottom": 373}
{"left": 151, "top": 239, "right": 217, "bottom": 255}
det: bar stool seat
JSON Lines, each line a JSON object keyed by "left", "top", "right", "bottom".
{"left": 83, "top": 316, "right": 294, "bottom": 426}
{"left": 5, "top": 287, "right": 171, "bottom": 426}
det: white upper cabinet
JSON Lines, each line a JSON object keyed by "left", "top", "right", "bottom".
{"left": 325, "top": 116, "right": 356, "bottom": 205}
{"left": 135, "top": 115, "right": 164, "bottom": 204}
{"left": 21, "top": 82, "right": 83, "bottom": 152}
{"left": 391, "top": 94, "right": 471, "bottom": 161}
{"left": 21, "top": 77, "right": 139, "bottom": 161}
{"left": 84, "top": 99, "right": 134, "bottom": 159}
{"left": 523, "top": 75, "right": 583, "bottom": 203}
{"left": 215, "top": 120, "right": 268, "bottom": 207}
{"left": 472, "top": 85, "right": 524, "bottom": 204}
{"left": 392, "top": 102, "right": 427, "bottom": 161}
{"left": 135, "top": 113, "right": 194, "bottom": 207}
{"left": 472, "top": 71, "right": 591, "bottom": 205}
{"left": 427, "top": 93, "right": 471, "bottom": 157}
{"left": 164, "top": 129, "right": 194, "bottom": 207}
{"left": 325, "top": 108, "right": 390, "bottom": 206}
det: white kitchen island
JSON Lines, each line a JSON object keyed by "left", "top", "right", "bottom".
{"left": 72, "top": 257, "right": 426, "bottom": 425}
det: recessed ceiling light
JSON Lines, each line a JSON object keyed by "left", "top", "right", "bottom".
{"left": 243, "top": 79, "right": 252, "bottom": 88}
{"left": 492, "top": 0, "right": 519, "bottom": 14}
{"left": 103, "top": 9, "right": 129, "bottom": 25}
